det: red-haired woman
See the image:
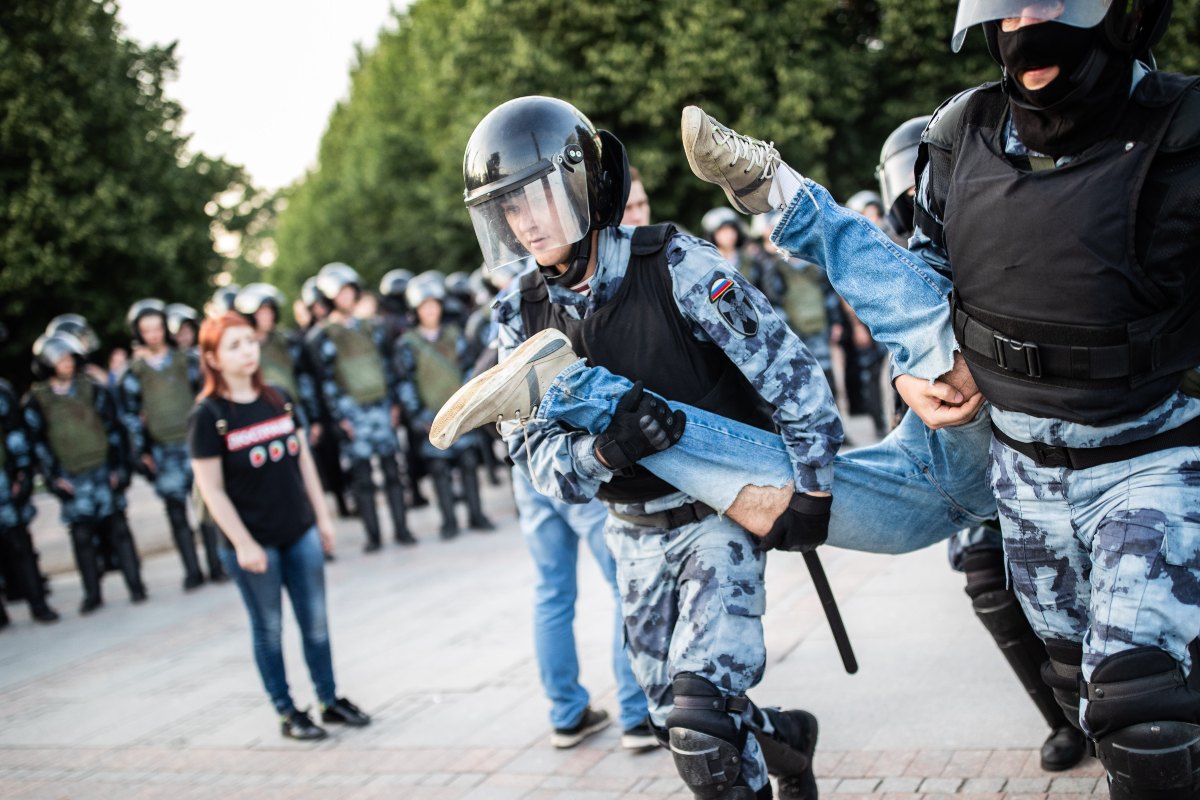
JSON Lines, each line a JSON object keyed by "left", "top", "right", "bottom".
{"left": 188, "top": 312, "right": 370, "bottom": 740}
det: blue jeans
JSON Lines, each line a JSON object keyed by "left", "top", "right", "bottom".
{"left": 219, "top": 526, "right": 337, "bottom": 714}
{"left": 512, "top": 470, "right": 649, "bottom": 731}
{"left": 537, "top": 361, "right": 997, "bottom": 552}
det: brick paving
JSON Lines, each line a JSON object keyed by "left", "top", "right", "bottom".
{"left": 1, "top": 440, "right": 1109, "bottom": 798}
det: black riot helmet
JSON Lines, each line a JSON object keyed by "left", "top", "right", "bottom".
{"left": 876, "top": 115, "right": 932, "bottom": 236}
{"left": 127, "top": 298, "right": 169, "bottom": 345}
{"left": 165, "top": 303, "right": 200, "bottom": 340}
{"left": 45, "top": 314, "right": 100, "bottom": 356}
{"left": 953, "top": 0, "right": 1173, "bottom": 58}
{"left": 379, "top": 269, "right": 414, "bottom": 300}
{"left": 32, "top": 331, "right": 86, "bottom": 378}
{"left": 463, "top": 96, "right": 630, "bottom": 286}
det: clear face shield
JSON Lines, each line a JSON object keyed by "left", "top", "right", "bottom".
{"left": 951, "top": 0, "right": 1111, "bottom": 51}
{"left": 465, "top": 157, "right": 591, "bottom": 272}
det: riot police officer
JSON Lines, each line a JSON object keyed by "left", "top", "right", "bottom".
{"left": 308, "top": 262, "right": 414, "bottom": 550}
{"left": 120, "top": 299, "right": 224, "bottom": 589}
{"left": 395, "top": 271, "right": 494, "bottom": 539}
{"left": 166, "top": 303, "right": 201, "bottom": 353}
{"left": 25, "top": 332, "right": 147, "bottom": 612}
{"left": 455, "top": 96, "right": 838, "bottom": 799}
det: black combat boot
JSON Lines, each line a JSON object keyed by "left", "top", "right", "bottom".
{"left": 105, "top": 513, "right": 147, "bottom": 602}
{"left": 350, "top": 460, "right": 382, "bottom": 552}
{"left": 2, "top": 525, "right": 60, "bottom": 621}
{"left": 429, "top": 461, "right": 459, "bottom": 540}
{"left": 458, "top": 452, "right": 495, "bottom": 532}
{"left": 165, "top": 499, "right": 204, "bottom": 590}
{"left": 753, "top": 707, "right": 818, "bottom": 800}
{"left": 69, "top": 522, "right": 104, "bottom": 614}
{"left": 381, "top": 457, "right": 416, "bottom": 545}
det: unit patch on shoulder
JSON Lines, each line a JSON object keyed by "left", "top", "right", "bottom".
{"left": 708, "top": 273, "right": 759, "bottom": 338}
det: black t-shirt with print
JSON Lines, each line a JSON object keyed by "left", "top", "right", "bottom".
{"left": 187, "top": 390, "right": 315, "bottom": 549}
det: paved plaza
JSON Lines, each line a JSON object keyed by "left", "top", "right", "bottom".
{"left": 1, "top": 453, "right": 1106, "bottom": 799}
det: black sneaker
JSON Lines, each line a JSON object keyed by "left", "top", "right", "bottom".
{"left": 281, "top": 708, "right": 327, "bottom": 741}
{"left": 620, "top": 718, "right": 659, "bottom": 752}
{"left": 551, "top": 707, "right": 610, "bottom": 749}
{"left": 320, "top": 697, "right": 371, "bottom": 727}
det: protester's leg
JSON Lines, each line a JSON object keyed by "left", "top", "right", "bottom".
{"left": 219, "top": 544, "right": 294, "bottom": 713}
{"left": 512, "top": 471, "right": 591, "bottom": 731}
{"left": 607, "top": 516, "right": 772, "bottom": 796}
{"left": 574, "top": 496, "right": 649, "bottom": 733}
{"left": 281, "top": 526, "right": 337, "bottom": 708}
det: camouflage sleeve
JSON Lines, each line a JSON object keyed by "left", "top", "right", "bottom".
{"left": 288, "top": 333, "right": 323, "bottom": 424}
{"left": 117, "top": 369, "right": 147, "bottom": 456}
{"left": 373, "top": 321, "right": 401, "bottom": 401}
{"left": 20, "top": 393, "right": 63, "bottom": 483}
{"left": 311, "top": 330, "right": 349, "bottom": 426}
{"left": 186, "top": 349, "right": 203, "bottom": 394}
{"left": 92, "top": 380, "right": 125, "bottom": 474}
{"left": 0, "top": 383, "right": 32, "bottom": 474}
{"left": 667, "top": 235, "right": 843, "bottom": 493}
{"left": 495, "top": 295, "right": 611, "bottom": 504}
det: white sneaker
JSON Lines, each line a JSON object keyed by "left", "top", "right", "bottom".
{"left": 429, "top": 328, "right": 576, "bottom": 449}
{"left": 681, "top": 106, "right": 782, "bottom": 215}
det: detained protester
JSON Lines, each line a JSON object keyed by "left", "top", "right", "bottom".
{"left": 444, "top": 96, "right": 839, "bottom": 800}
{"left": 189, "top": 311, "right": 370, "bottom": 740}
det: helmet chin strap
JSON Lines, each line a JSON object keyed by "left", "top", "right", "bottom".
{"left": 540, "top": 231, "right": 594, "bottom": 287}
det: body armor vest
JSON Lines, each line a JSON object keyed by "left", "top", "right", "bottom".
{"left": 945, "top": 74, "right": 1200, "bottom": 424}
{"left": 520, "top": 224, "right": 775, "bottom": 504}
{"left": 325, "top": 321, "right": 388, "bottom": 406}
{"left": 131, "top": 352, "right": 193, "bottom": 445}
{"left": 260, "top": 332, "right": 299, "bottom": 399}
{"left": 31, "top": 379, "right": 108, "bottom": 474}
{"left": 782, "top": 263, "right": 828, "bottom": 337}
{"left": 401, "top": 326, "right": 463, "bottom": 414}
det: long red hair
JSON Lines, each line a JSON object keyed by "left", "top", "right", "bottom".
{"left": 197, "top": 311, "right": 282, "bottom": 408}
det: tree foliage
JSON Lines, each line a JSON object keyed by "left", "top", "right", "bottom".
{"left": 0, "top": 0, "right": 245, "bottom": 383}
{"left": 274, "top": 0, "right": 1200, "bottom": 299}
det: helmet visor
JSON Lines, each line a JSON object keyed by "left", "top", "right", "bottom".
{"left": 876, "top": 144, "right": 920, "bottom": 213}
{"left": 466, "top": 159, "right": 590, "bottom": 272}
{"left": 951, "top": 0, "right": 1110, "bottom": 52}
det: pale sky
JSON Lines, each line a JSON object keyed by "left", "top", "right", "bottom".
{"left": 117, "top": 0, "right": 401, "bottom": 191}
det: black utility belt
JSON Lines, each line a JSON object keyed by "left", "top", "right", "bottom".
{"left": 608, "top": 500, "right": 717, "bottom": 530}
{"left": 991, "top": 416, "right": 1200, "bottom": 470}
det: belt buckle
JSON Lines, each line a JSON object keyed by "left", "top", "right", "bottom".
{"left": 993, "top": 333, "right": 1043, "bottom": 378}
{"left": 1033, "top": 441, "right": 1072, "bottom": 469}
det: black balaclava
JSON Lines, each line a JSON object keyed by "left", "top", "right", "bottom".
{"left": 887, "top": 193, "right": 916, "bottom": 240}
{"left": 996, "top": 21, "right": 1133, "bottom": 158}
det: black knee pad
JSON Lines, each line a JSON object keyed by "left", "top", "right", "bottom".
{"left": 1041, "top": 638, "right": 1084, "bottom": 730}
{"left": 666, "top": 673, "right": 756, "bottom": 799}
{"left": 961, "top": 547, "right": 1006, "bottom": 598}
{"left": 1088, "top": 648, "right": 1200, "bottom": 799}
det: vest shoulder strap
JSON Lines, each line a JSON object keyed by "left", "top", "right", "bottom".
{"left": 629, "top": 223, "right": 677, "bottom": 256}
{"left": 922, "top": 83, "right": 998, "bottom": 151}
{"left": 1157, "top": 75, "right": 1200, "bottom": 152}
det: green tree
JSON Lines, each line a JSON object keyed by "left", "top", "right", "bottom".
{"left": 0, "top": 0, "right": 245, "bottom": 384}
{"left": 272, "top": 0, "right": 1199, "bottom": 295}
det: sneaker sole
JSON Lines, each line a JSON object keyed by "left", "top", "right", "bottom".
{"left": 430, "top": 330, "right": 571, "bottom": 449}
{"left": 620, "top": 733, "right": 660, "bottom": 752}
{"left": 550, "top": 715, "right": 612, "bottom": 749}
{"left": 681, "top": 106, "right": 756, "bottom": 215}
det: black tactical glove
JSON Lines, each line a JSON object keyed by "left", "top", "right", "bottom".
{"left": 757, "top": 492, "right": 832, "bottom": 552}
{"left": 594, "top": 381, "right": 685, "bottom": 472}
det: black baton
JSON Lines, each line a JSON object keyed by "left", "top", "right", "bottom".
{"left": 802, "top": 550, "right": 858, "bottom": 674}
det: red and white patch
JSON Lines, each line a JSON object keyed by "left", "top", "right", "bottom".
{"left": 225, "top": 414, "right": 296, "bottom": 452}
{"left": 269, "top": 440, "right": 285, "bottom": 462}
{"left": 249, "top": 446, "right": 268, "bottom": 468}
{"left": 286, "top": 435, "right": 300, "bottom": 457}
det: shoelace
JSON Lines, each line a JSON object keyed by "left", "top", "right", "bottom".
{"left": 712, "top": 125, "right": 779, "bottom": 179}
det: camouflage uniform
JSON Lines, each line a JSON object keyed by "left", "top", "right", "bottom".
{"left": 495, "top": 225, "right": 842, "bottom": 794}
{"left": 309, "top": 316, "right": 412, "bottom": 547}
{"left": 0, "top": 379, "right": 54, "bottom": 623}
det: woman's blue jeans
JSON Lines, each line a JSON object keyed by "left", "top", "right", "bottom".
{"left": 537, "top": 361, "right": 998, "bottom": 552}
{"left": 219, "top": 526, "right": 337, "bottom": 714}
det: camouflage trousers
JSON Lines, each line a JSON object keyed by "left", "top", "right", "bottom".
{"left": 337, "top": 400, "right": 398, "bottom": 462}
{"left": 0, "top": 471, "right": 34, "bottom": 529}
{"left": 57, "top": 467, "right": 116, "bottom": 525}
{"left": 990, "top": 439, "right": 1200, "bottom": 731}
{"left": 150, "top": 441, "right": 193, "bottom": 502}
{"left": 606, "top": 513, "right": 770, "bottom": 793}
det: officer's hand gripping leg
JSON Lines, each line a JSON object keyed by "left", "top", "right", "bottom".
{"left": 594, "top": 382, "right": 685, "bottom": 473}
{"left": 666, "top": 673, "right": 766, "bottom": 799}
